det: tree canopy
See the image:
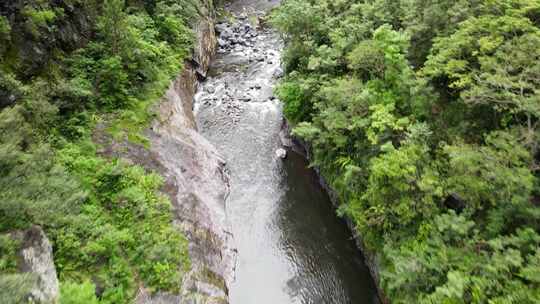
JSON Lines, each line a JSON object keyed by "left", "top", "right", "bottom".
{"left": 273, "top": 0, "right": 540, "bottom": 302}
{"left": 0, "top": 0, "right": 201, "bottom": 302}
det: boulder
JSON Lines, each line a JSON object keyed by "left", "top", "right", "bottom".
{"left": 275, "top": 148, "right": 287, "bottom": 159}
{"left": 215, "top": 23, "right": 229, "bottom": 34}
{"left": 13, "top": 226, "right": 60, "bottom": 304}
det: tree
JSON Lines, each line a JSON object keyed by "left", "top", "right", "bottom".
{"left": 0, "top": 105, "right": 84, "bottom": 230}
{"left": 443, "top": 131, "right": 537, "bottom": 236}
{"left": 383, "top": 213, "right": 540, "bottom": 304}
{"left": 462, "top": 33, "right": 540, "bottom": 163}
{"left": 274, "top": 0, "right": 540, "bottom": 302}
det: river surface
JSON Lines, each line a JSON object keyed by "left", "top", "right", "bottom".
{"left": 194, "top": 1, "right": 379, "bottom": 303}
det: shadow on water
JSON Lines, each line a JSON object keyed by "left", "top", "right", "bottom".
{"left": 275, "top": 150, "right": 379, "bottom": 304}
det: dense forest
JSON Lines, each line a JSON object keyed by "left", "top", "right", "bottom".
{"left": 2, "top": 0, "right": 540, "bottom": 303}
{"left": 273, "top": 0, "right": 540, "bottom": 302}
{"left": 0, "top": 0, "right": 206, "bottom": 302}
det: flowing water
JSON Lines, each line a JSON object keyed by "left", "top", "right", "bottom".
{"left": 194, "top": 1, "right": 379, "bottom": 303}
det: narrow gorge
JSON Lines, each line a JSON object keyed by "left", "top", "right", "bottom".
{"left": 4, "top": 0, "right": 537, "bottom": 303}
{"left": 185, "top": 0, "right": 379, "bottom": 303}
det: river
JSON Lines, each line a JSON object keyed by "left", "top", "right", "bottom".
{"left": 194, "top": 1, "right": 379, "bottom": 303}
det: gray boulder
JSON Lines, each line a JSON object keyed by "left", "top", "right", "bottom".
{"left": 12, "top": 226, "right": 60, "bottom": 304}
{"left": 275, "top": 148, "right": 287, "bottom": 159}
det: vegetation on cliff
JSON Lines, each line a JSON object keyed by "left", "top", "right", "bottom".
{"left": 273, "top": 0, "right": 540, "bottom": 302}
{"left": 0, "top": 0, "right": 204, "bottom": 302}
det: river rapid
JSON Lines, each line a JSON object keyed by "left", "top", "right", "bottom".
{"left": 194, "top": 1, "right": 379, "bottom": 303}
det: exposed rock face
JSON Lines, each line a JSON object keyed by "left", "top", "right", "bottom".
{"left": 147, "top": 65, "right": 236, "bottom": 304}
{"left": 13, "top": 226, "right": 60, "bottom": 304}
{"left": 135, "top": 3, "right": 236, "bottom": 304}
{"left": 193, "top": 13, "right": 218, "bottom": 79}
{"left": 91, "top": 1, "right": 234, "bottom": 302}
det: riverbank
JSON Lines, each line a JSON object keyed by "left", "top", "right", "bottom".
{"left": 281, "top": 121, "right": 388, "bottom": 304}
{"left": 142, "top": 2, "right": 237, "bottom": 303}
{"left": 0, "top": 1, "right": 222, "bottom": 303}
{"left": 272, "top": 1, "right": 540, "bottom": 303}
{"left": 96, "top": 1, "right": 237, "bottom": 302}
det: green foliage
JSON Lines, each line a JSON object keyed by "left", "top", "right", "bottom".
{"left": 0, "top": 16, "right": 9, "bottom": 36}
{"left": 443, "top": 132, "right": 535, "bottom": 223}
{"left": 19, "top": 0, "right": 63, "bottom": 40}
{"left": 60, "top": 281, "right": 100, "bottom": 304}
{"left": 354, "top": 141, "right": 439, "bottom": 246}
{"left": 276, "top": 74, "right": 318, "bottom": 123}
{"left": 0, "top": 0, "right": 198, "bottom": 302}
{"left": 0, "top": 16, "right": 10, "bottom": 55}
{"left": 0, "top": 236, "right": 20, "bottom": 273}
{"left": 383, "top": 213, "right": 540, "bottom": 303}
{"left": 0, "top": 105, "right": 85, "bottom": 231}
{"left": 0, "top": 234, "right": 34, "bottom": 303}
{"left": 50, "top": 142, "right": 190, "bottom": 302}
{"left": 274, "top": 0, "right": 540, "bottom": 302}
{"left": 22, "top": 6, "right": 57, "bottom": 36}
{"left": 0, "top": 273, "right": 36, "bottom": 304}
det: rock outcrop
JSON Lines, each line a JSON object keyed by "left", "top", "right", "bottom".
{"left": 135, "top": 2, "right": 236, "bottom": 304}
{"left": 145, "top": 62, "right": 235, "bottom": 304}
{"left": 11, "top": 226, "right": 60, "bottom": 304}
{"left": 92, "top": 1, "right": 235, "bottom": 302}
